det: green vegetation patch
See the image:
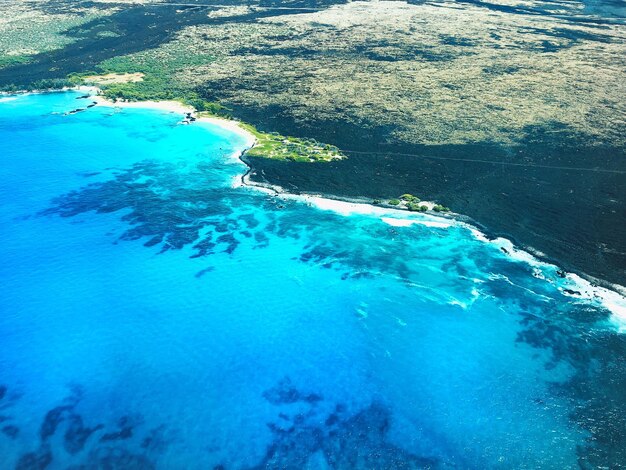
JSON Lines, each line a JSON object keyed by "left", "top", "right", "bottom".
{"left": 385, "top": 194, "right": 450, "bottom": 213}
{"left": 0, "top": 77, "right": 75, "bottom": 92}
{"left": 240, "top": 123, "right": 344, "bottom": 162}
{"left": 400, "top": 194, "right": 420, "bottom": 203}
{"left": 407, "top": 202, "right": 428, "bottom": 212}
{"left": 89, "top": 45, "right": 217, "bottom": 102}
{"left": 0, "top": 55, "right": 31, "bottom": 69}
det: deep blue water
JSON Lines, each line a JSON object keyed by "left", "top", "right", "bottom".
{"left": 1, "top": 91, "right": 625, "bottom": 469}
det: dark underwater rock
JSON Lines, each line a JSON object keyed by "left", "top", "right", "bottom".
{"left": 262, "top": 377, "right": 323, "bottom": 405}
{"left": 254, "top": 402, "right": 439, "bottom": 469}
{"left": 323, "top": 403, "right": 438, "bottom": 469}
{"left": 257, "top": 377, "right": 439, "bottom": 469}
{"left": 73, "top": 447, "right": 155, "bottom": 470}
{"left": 140, "top": 425, "right": 171, "bottom": 454}
{"left": 100, "top": 416, "right": 134, "bottom": 442}
{"left": 194, "top": 266, "right": 216, "bottom": 278}
{"left": 64, "top": 414, "right": 104, "bottom": 454}
{"left": 2, "top": 424, "right": 19, "bottom": 438}
{"left": 15, "top": 445, "right": 53, "bottom": 470}
{"left": 40, "top": 405, "right": 72, "bottom": 441}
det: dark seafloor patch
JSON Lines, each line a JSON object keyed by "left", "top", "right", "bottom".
{"left": 243, "top": 377, "right": 441, "bottom": 469}
{"left": 39, "top": 157, "right": 427, "bottom": 282}
{"left": 14, "top": 386, "right": 168, "bottom": 470}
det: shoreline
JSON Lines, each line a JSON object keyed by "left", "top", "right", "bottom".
{"left": 91, "top": 91, "right": 258, "bottom": 151}
{"left": 4, "top": 86, "right": 626, "bottom": 327}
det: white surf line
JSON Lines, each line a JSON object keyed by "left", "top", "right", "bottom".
{"left": 78, "top": 88, "right": 626, "bottom": 332}
{"left": 473, "top": 234, "right": 626, "bottom": 332}
{"left": 381, "top": 217, "right": 453, "bottom": 229}
{"left": 279, "top": 187, "right": 626, "bottom": 331}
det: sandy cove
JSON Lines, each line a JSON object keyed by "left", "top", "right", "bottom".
{"left": 91, "top": 91, "right": 257, "bottom": 150}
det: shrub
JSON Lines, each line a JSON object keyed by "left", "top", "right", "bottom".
{"left": 0, "top": 83, "right": 19, "bottom": 92}
{"left": 419, "top": 205, "right": 428, "bottom": 212}
{"left": 406, "top": 202, "right": 421, "bottom": 212}
{"left": 373, "top": 199, "right": 382, "bottom": 205}
{"left": 26, "top": 78, "right": 75, "bottom": 90}
{"left": 388, "top": 199, "right": 400, "bottom": 206}
{"left": 433, "top": 204, "right": 451, "bottom": 212}
{"left": 400, "top": 193, "right": 420, "bottom": 202}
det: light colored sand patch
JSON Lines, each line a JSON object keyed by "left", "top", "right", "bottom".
{"left": 83, "top": 73, "right": 145, "bottom": 85}
{"left": 93, "top": 92, "right": 257, "bottom": 154}
{"left": 94, "top": 95, "right": 193, "bottom": 114}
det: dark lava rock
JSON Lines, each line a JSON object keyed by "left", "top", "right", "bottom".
{"left": 564, "top": 288, "right": 582, "bottom": 295}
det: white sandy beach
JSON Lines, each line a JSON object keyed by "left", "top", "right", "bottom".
{"left": 91, "top": 90, "right": 257, "bottom": 150}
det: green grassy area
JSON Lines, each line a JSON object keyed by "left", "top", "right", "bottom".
{"left": 0, "top": 55, "right": 31, "bottom": 69}
{"left": 92, "top": 53, "right": 209, "bottom": 102}
{"left": 0, "top": 77, "right": 75, "bottom": 92}
{"left": 240, "top": 123, "right": 344, "bottom": 162}
{"left": 68, "top": 69, "right": 344, "bottom": 163}
{"left": 61, "top": 49, "right": 342, "bottom": 163}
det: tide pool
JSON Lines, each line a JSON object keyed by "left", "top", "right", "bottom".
{"left": 0, "top": 91, "right": 625, "bottom": 469}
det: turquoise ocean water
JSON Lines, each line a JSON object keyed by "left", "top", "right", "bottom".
{"left": 1, "top": 91, "right": 625, "bottom": 469}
